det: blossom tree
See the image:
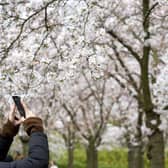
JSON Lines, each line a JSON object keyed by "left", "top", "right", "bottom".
{"left": 54, "top": 65, "right": 122, "bottom": 168}
{"left": 0, "top": 1, "right": 168, "bottom": 168}
{"left": 83, "top": 0, "right": 168, "bottom": 168}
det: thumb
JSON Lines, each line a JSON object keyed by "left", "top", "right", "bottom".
{"left": 15, "top": 117, "right": 25, "bottom": 125}
{"left": 21, "top": 101, "right": 36, "bottom": 118}
{"left": 9, "top": 105, "right": 16, "bottom": 121}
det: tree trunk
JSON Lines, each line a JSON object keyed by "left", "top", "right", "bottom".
{"left": 128, "top": 143, "right": 144, "bottom": 168}
{"left": 22, "top": 141, "right": 29, "bottom": 156}
{"left": 147, "top": 130, "right": 164, "bottom": 168}
{"left": 127, "top": 101, "right": 144, "bottom": 168}
{"left": 146, "top": 112, "right": 165, "bottom": 168}
{"left": 19, "top": 135, "right": 29, "bottom": 157}
{"left": 141, "top": 57, "right": 165, "bottom": 168}
{"left": 141, "top": 0, "right": 165, "bottom": 167}
{"left": 86, "top": 141, "right": 98, "bottom": 168}
{"left": 67, "top": 147, "right": 74, "bottom": 168}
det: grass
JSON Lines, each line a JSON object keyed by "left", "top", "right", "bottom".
{"left": 51, "top": 148, "right": 127, "bottom": 168}
{"left": 50, "top": 148, "right": 168, "bottom": 168}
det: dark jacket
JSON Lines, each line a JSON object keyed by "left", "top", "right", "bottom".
{"left": 0, "top": 132, "right": 49, "bottom": 168}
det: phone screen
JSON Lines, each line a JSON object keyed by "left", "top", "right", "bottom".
{"left": 12, "top": 96, "right": 26, "bottom": 118}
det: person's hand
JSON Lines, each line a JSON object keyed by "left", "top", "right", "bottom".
{"left": 8, "top": 105, "right": 24, "bottom": 126}
{"left": 21, "top": 102, "right": 43, "bottom": 136}
{"left": 0, "top": 105, "right": 23, "bottom": 138}
{"left": 21, "top": 101, "right": 36, "bottom": 119}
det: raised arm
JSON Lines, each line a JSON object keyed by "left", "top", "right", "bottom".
{"left": 0, "top": 102, "right": 49, "bottom": 168}
{"left": 0, "top": 105, "right": 21, "bottom": 161}
{"left": 10, "top": 103, "right": 49, "bottom": 168}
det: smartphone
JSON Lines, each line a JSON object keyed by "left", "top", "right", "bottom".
{"left": 12, "top": 96, "right": 26, "bottom": 118}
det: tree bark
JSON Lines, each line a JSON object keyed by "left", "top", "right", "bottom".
{"left": 67, "top": 147, "right": 74, "bottom": 168}
{"left": 127, "top": 107, "right": 144, "bottom": 168}
{"left": 147, "top": 129, "right": 165, "bottom": 168}
{"left": 19, "top": 136, "right": 29, "bottom": 157}
{"left": 128, "top": 143, "right": 144, "bottom": 168}
{"left": 86, "top": 141, "right": 98, "bottom": 168}
{"left": 145, "top": 112, "right": 165, "bottom": 168}
{"left": 22, "top": 141, "right": 28, "bottom": 156}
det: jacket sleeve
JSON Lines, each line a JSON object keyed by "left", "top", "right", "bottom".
{"left": 0, "top": 135, "right": 13, "bottom": 161}
{"left": 10, "top": 132, "right": 49, "bottom": 168}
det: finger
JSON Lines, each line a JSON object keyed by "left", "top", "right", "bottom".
{"left": 15, "top": 117, "right": 25, "bottom": 125}
{"left": 9, "top": 105, "right": 16, "bottom": 121}
{"left": 20, "top": 101, "right": 36, "bottom": 118}
{"left": 21, "top": 101, "right": 35, "bottom": 118}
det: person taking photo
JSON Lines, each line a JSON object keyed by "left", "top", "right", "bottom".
{"left": 0, "top": 102, "right": 49, "bottom": 168}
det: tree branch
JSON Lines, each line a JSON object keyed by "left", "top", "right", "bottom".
{"left": 143, "top": 2, "right": 159, "bottom": 27}
{"left": 111, "top": 43, "right": 140, "bottom": 94}
{"left": 106, "top": 30, "right": 141, "bottom": 63}
{"left": 45, "top": 7, "right": 49, "bottom": 31}
{"left": 0, "top": 0, "right": 58, "bottom": 64}
{"left": 62, "top": 103, "right": 89, "bottom": 140}
{"left": 0, "top": 2, "right": 9, "bottom": 6}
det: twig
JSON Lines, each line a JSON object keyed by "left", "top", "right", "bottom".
{"left": 143, "top": 2, "right": 159, "bottom": 27}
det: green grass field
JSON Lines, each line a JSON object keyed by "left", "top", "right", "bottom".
{"left": 50, "top": 148, "right": 168, "bottom": 168}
